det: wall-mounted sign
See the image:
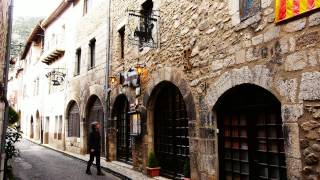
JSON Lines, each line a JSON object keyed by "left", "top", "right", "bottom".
{"left": 120, "top": 69, "right": 140, "bottom": 87}
{"left": 127, "top": 9, "right": 160, "bottom": 49}
{"left": 275, "top": 0, "right": 320, "bottom": 22}
{"left": 45, "top": 69, "right": 66, "bottom": 86}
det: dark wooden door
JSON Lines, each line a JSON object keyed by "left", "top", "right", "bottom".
{"left": 87, "top": 97, "right": 105, "bottom": 156}
{"left": 217, "top": 85, "right": 287, "bottom": 180}
{"left": 115, "top": 97, "right": 132, "bottom": 163}
{"left": 154, "top": 83, "right": 189, "bottom": 179}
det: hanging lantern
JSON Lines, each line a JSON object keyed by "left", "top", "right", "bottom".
{"left": 109, "top": 76, "right": 117, "bottom": 84}
{"left": 135, "top": 63, "right": 145, "bottom": 75}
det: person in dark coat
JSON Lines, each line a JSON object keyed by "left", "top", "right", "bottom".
{"left": 86, "top": 122, "right": 105, "bottom": 176}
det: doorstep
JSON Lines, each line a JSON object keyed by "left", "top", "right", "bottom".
{"left": 25, "top": 138, "right": 168, "bottom": 180}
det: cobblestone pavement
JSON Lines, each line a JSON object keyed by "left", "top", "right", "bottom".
{"left": 12, "top": 139, "right": 120, "bottom": 180}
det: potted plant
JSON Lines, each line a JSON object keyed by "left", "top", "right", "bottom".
{"left": 183, "top": 159, "right": 191, "bottom": 180}
{"left": 147, "top": 151, "right": 160, "bottom": 177}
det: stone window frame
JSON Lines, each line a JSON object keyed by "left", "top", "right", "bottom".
{"left": 228, "top": 0, "right": 262, "bottom": 28}
{"left": 88, "top": 38, "right": 96, "bottom": 70}
{"left": 75, "top": 48, "right": 81, "bottom": 76}
{"left": 118, "top": 26, "right": 126, "bottom": 59}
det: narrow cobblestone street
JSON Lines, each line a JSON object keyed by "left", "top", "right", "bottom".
{"left": 12, "top": 139, "right": 120, "bottom": 180}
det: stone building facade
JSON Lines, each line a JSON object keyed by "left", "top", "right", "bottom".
{"left": 13, "top": 0, "right": 320, "bottom": 179}
{"left": 108, "top": 0, "right": 320, "bottom": 179}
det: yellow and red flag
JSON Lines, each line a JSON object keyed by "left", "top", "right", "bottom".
{"left": 275, "top": 0, "right": 320, "bottom": 22}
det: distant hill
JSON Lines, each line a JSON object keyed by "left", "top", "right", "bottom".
{"left": 11, "top": 16, "right": 43, "bottom": 58}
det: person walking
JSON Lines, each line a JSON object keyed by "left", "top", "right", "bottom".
{"left": 86, "top": 122, "right": 105, "bottom": 176}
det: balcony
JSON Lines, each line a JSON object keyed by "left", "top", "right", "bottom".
{"left": 41, "top": 37, "right": 65, "bottom": 65}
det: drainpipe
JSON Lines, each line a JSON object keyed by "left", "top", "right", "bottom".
{"left": 104, "top": 0, "right": 112, "bottom": 160}
{"left": 1, "top": 0, "right": 14, "bottom": 179}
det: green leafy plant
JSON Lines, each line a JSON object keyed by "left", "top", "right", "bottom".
{"left": 4, "top": 126, "right": 22, "bottom": 180}
{"left": 183, "top": 159, "right": 191, "bottom": 178}
{"left": 8, "top": 106, "right": 19, "bottom": 126}
{"left": 147, "top": 151, "right": 159, "bottom": 168}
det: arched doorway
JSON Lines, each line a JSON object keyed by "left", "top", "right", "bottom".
{"left": 86, "top": 95, "right": 105, "bottom": 156}
{"left": 112, "top": 95, "right": 132, "bottom": 164}
{"left": 67, "top": 101, "right": 80, "bottom": 137}
{"left": 153, "top": 82, "right": 189, "bottom": 179}
{"left": 215, "top": 84, "right": 287, "bottom": 180}
{"left": 30, "top": 116, "right": 34, "bottom": 139}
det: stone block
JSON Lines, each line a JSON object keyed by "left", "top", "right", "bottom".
{"left": 252, "top": 34, "right": 263, "bottom": 45}
{"left": 307, "top": 49, "right": 319, "bottom": 67}
{"left": 261, "top": 0, "right": 272, "bottom": 8}
{"left": 286, "top": 157, "right": 302, "bottom": 179}
{"left": 301, "top": 121, "right": 320, "bottom": 131}
{"left": 285, "top": 51, "right": 307, "bottom": 71}
{"left": 281, "top": 104, "right": 303, "bottom": 123}
{"left": 296, "top": 31, "right": 320, "bottom": 49}
{"left": 235, "top": 49, "right": 246, "bottom": 64}
{"left": 283, "top": 18, "right": 306, "bottom": 32}
{"left": 264, "top": 26, "right": 280, "bottom": 42}
{"left": 276, "top": 78, "right": 298, "bottom": 103}
{"left": 283, "top": 123, "right": 301, "bottom": 158}
{"left": 228, "top": 0, "right": 239, "bottom": 15}
{"left": 299, "top": 72, "right": 320, "bottom": 100}
{"left": 309, "top": 12, "right": 320, "bottom": 27}
{"left": 211, "top": 59, "right": 224, "bottom": 71}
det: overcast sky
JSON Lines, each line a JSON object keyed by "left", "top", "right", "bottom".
{"left": 13, "top": 0, "right": 61, "bottom": 18}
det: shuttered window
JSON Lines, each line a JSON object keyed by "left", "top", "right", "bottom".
{"left": 68, "top": 103, "right": 80, "bottom": 137}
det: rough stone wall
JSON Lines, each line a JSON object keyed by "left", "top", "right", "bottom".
{"left": 0, "top": 1, "right": 10, "bottom": 179}
{"left": 110, "top": 0, "right": 320, "bottom": 179}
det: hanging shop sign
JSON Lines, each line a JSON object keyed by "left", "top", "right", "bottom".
{"left": 127, "top": 9, "right": 160, "bottom": 49}
{"left": 45, "top": 69, "right": 66, "bottom": 86}
{"left": 120, "top": 69, "right": 140, "bottom": 87}
{"left": 275, "top": 0, "right": 320, "bottom": 22}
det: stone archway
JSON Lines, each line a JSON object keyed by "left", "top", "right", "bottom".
{"left": 111, "top": 94, "right": 132, "bottom": 164}
{"left": 206, "top": 65, "right": 302, "bottom": 179}
{"left": 214, "top": 84, "right": 287, "bottom": 179}
{"left": 85, "top": 95, "right": 105, "bottom": 156}
{"left": 143, "top": 67, "right": 196, "bottom": 178}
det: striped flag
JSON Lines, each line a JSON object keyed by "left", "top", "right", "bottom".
{"left": 275, "top": 0, "right": 320, "bottom": 22}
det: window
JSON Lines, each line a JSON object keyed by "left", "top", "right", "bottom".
{"left": 58, "top": 115, "right": 63, "bottom": 140}
{"left": 68, "top": 103, "right": 80, "bottom": 137}
{"left": 88, "top": 38, "right": 96, "bottom": 69}
{"left": 83, "top": 0, "right": 93, "bottom": 15}
{"left": 119, "top": 27, "right": 125, "bottom": 59}
{"left": 240, "top": 0, "right": 260, "bottom": 20}
{"left": 75, "top": 48, "right": 81, "bottom": 75}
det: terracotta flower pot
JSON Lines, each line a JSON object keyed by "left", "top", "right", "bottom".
{"left": 147, "top": 167, "right": 161, "bottom": 177}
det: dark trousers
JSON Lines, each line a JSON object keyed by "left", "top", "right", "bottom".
{"left": 86, "top": 150, "right": 101, "bottom": 173}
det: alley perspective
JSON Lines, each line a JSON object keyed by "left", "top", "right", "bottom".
{"left": 13, "top": 140, "right": 119, "bottom": 180}
{"left": 1, "top": 0, "right": 320, "bottom": 179}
